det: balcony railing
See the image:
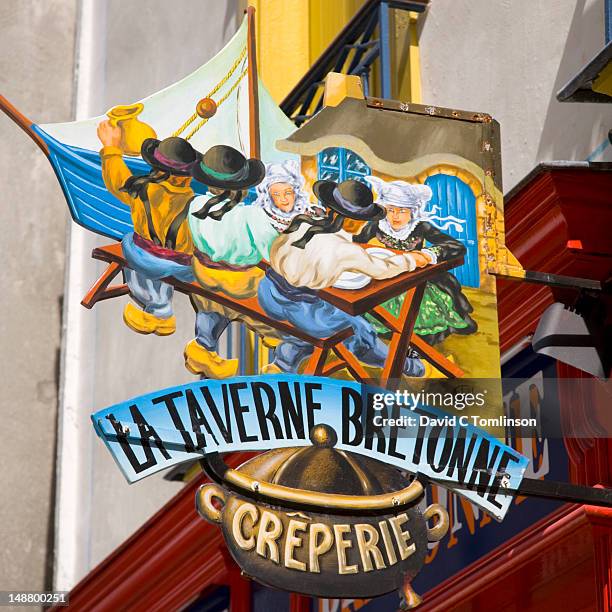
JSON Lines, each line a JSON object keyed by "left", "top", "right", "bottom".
{"left": 281, "top": 0, "right": 429, "bottom": 125}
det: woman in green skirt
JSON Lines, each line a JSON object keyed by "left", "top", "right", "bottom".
{"left": 354, "top": 177, "right": 477, "bottom": 346}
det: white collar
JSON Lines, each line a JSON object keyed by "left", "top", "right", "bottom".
{"left": 378, "top": 217, "right": 419, "bottom": 240}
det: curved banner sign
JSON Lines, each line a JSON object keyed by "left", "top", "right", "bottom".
{"left": 91, "top": 375, "right": 528, "bottom": 520}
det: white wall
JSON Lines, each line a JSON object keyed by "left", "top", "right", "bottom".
{"left": 419, "top": 0, "right": 612, "bottom": 191}
{"left": 0, "top": 0, "right": 77, "bottom": 595}
{"left": 55, "top": 0, "right": 245, "bottom": 591}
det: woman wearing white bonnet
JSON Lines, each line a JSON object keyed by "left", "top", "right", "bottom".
{"left": 355, "top": 175, "right": 477, "bottom": 347}
{"left": 254, "top": 159, "right": 324, "bottom": 231}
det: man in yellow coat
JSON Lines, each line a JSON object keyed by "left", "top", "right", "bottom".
{"left": 97, "top": 120, "right": 200, "bottom": 336}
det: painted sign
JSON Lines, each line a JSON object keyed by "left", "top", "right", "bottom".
{"left": 92, "top": 375, "right": 528, "bottom": 521}
{"left": 196, "top": 422, "right": 448, "bottom": 604}
{"left": 3, "top": 10, "right": 532, "bottom": 608}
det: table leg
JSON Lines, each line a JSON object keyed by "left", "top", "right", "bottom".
{"left": 410, "top": 335, "right": 464, "bottom": 378}
{"left": 379, "top": 284, "right": 425, "bottom": 387}
{"left": 81, "top": 261, "right": 129, "bottom": 309}
{"left": 303, "top": 347, "right": 328, "bottom": 376}
{"left": 333, "top": 344, "right": 370, "bottom": 383}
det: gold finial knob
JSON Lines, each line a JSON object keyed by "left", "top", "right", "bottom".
{"left": 309, "top": 424, "right": 337, "bottom": 448}
{"left": 197, "top": 97, "right": 218, "bottom": 119}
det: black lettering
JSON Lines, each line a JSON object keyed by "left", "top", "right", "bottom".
{"left": 230, "top": 382, "right": 257, "bottom": 442}
{"left": 106, "top": 412, "right": 158, "bottom": 474}
{"left": 446, "top": 430, "right": 478, "bottom": 483}
{"left": 486, "top": 451, "right": 522, "bottom": 507}
{"left": 426, "top": 425, "right": 454, "bottom": 474}
{"left": 342, "top": 386, "right": 363, "bottom": 446}
{"left": 278, "top": 382, "right": 305, "bottom": 439}
{"left": 106, "top": 405, "right": 171, "bottom": 474}
{"left": 199, "top": 385, "right": 233, "bottom": 443}
{"left": 185, "top": 389, "right": 219, "bottom": 450}
{"left": 412, "top": 424, "right": 428, "bottom": 463}
{"left": 152, "top": 391, "right": 195, "bottom": 452}
{"left": 387, "top": 403, "right": 406, "bottom": 461}
{"left": 252, "top": 382, "right": 283, "bottom": 441}
{"left": 304, "top": 383, "right": 322, "bottom": 434}
{"left": 131, "top": 404, "right": 170, "bottom": 460}
{"left": 365, "top": 398, "right": 386, "bottom": 453}
{"left": 468, "top": 439, "right": 501, "bottom": 508}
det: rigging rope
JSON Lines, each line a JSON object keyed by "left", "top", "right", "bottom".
{"left": 172, "top": 45, "right": 247, "bottom": 138}
{"left": 184, "top": 65, "right": 248, "bottom": 141}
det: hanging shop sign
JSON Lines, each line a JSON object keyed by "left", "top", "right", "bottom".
{"left": 91, "top": 374, "right": 527, "bottom": 605}
{"left": 196, "top": 424, "right": 447, "bottom": 604}
{"left": 6, "top": 8, "right": 611, "bottom": 608}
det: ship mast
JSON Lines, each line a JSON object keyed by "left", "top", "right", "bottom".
{"left": 246, "top": 6, "right": 261, "bottom": 159}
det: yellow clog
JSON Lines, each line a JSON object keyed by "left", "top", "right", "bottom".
{"left": 123, "top": 302, "right": 176, "bottom": 336}
{"left": 261, "top": 363, "right": 283, "bottom": 375}
{"left": 184, "top": 339, "right": 238, "bottom": 379}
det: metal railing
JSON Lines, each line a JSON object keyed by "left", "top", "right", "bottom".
{"left": 280, "top": 0, "right": 429, "bottom": 125}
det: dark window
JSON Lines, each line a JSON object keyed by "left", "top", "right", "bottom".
{"left": 182, "top": 585, "right": 229, "bottom": 612}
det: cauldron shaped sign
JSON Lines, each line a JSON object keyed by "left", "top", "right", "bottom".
{"left": 197, "top": 425, "right": 449, "bottom": 607}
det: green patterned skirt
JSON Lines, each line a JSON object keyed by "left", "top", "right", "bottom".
{"left": 365, "top": 282, "right": 470, "bottom": 337}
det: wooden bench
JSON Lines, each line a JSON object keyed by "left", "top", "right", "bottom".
{"left": 81, "top": 243, "right": 371, "bottom": 382}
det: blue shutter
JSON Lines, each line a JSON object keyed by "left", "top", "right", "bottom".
{"left": 425, "top": 174, "right": 480, "bottom": 288}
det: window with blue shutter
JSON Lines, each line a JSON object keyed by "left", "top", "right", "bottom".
{"left": 317, "top": 147, "right": 371, "bottom": 182}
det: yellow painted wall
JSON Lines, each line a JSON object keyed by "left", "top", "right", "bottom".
{"left": 308, "top": 0, "right": 364, "bottom": 65}
{"left": 249, "top": 0, "right": 365, "bottom": 103}
{"left": 391, "top": 10, "right": 422, "bottom": 102}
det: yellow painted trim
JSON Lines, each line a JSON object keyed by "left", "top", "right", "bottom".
{"left": 249, "top": 0, "right": 366, "bottom": 104}
{"left": 391, "top": 9, "right": 422, "bottom": 103}
{"left": 592, "top": 60, "right": 612, "bottom": 97}
{"left": 308, "top": 0, "right": 364, "bottom": 65}
{"left": 245, "top": 328, "right": 256, "bottom": 374}
{"left": 323, "top": 72, "right": 364, "bottom": 107}
{"left": 408, "top": 12, "right": 422, "bottom": 103}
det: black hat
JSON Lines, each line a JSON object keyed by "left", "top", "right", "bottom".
{"left": 191, "top": 145, "right": 265, "bottom": 190}
{"left": 313, "top": 179, "right": 385, "bottom": 221}
{"left": 140, "top": 137, "right": 201, "bottom": 176}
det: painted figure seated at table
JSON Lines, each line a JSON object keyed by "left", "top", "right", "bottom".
{"left": 354, "top": 177, "right": 477, "bottom": 346}
{"left": 257, "top": 179, "right": 427, "bottom": 377}
{"left": 97, "top": 121, "right": 201, "bottom": 337}
{"left": 186, "top": 155, "right": 321, "bottom": 378}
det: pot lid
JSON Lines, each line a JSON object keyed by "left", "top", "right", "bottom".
{"left": 237, "top": 424, "right": 409, "bottom": 497}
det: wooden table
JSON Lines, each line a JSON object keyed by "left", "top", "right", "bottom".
{"left": 259, "top": 248, "right": 465, "bottom": 385}
{"left": 315, "top": 251, "right": 466, "bottom": 384}
{"left": 84, "top": 242, "right": 464, "bottom": 386}
{"left": 82, "top": 243, "right": 371, "bottom": 383}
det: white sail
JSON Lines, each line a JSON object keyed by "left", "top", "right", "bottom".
{"left": 39, "top": 17, "right": 295, "bottom": 163}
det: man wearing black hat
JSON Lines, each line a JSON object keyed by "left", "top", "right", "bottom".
{"left": 98, "top": 121, "right": 200, "bottom": 335}
{"left": 185, "top": 145, "right": 274, "bottom": 378}
{"left": 257, "top": 179, "right": 427, "bottom": 376}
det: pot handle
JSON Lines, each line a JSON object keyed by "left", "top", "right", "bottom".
{"left": 423, "top": 503, "right": 449, "bottom": 542}
{"left": 196, "top": 483, "right": 226, "bottom": 524}
{"left": 200, "top": 454, "right": 425, "bottom": 513}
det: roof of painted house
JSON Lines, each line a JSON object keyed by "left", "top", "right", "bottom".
{"left": 276, "top": 96, "right": 503, "bottom": 190}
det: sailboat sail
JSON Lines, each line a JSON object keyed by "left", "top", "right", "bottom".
{"left": 28, "top": 17, "right": 296, "bottom": 240}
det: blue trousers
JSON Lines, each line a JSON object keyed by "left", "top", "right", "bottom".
{"left": 121, "top": 233, "right": 194, "bottom": 319}
{"left": 195, "top": 310, "right": 230, "bottom": 351}
{"left": 258, "top": 275, "right": 424, "bottom": 375}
